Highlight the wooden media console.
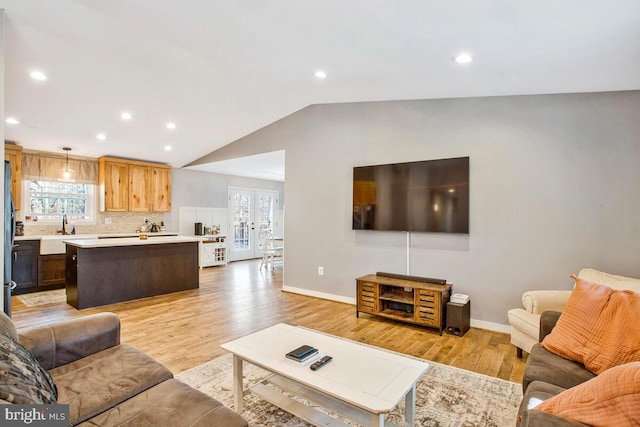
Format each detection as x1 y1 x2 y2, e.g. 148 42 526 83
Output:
356 274 452 335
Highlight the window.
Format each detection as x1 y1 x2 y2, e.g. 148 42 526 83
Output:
24 180 96 223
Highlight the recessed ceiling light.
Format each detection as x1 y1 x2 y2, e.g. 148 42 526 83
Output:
96 133 107 141
453 53 473 64
121 112 132 120
5 117 20 125
164 145 172 151
29 70 48 81
166 122 177 130
315 70 327 79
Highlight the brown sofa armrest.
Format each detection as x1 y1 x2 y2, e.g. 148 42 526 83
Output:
539 311 562 342
18 312 121 370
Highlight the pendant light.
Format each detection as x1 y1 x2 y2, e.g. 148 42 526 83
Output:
58 147 76 182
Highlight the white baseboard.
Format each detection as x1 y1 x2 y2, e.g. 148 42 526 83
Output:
282 285 511 334
470 319 511 334
282 286 357 305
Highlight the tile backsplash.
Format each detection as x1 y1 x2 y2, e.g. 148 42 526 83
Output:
22 211 167 236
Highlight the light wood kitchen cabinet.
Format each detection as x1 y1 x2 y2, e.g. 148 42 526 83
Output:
98 158 129 212
129 164 151 212
150 166 171 212
98 156 171 212
5 143 23 208
129 164 171 212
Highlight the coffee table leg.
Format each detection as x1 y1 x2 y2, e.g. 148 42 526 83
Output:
404 384 416 426
370 413 384 427
233 355 244 413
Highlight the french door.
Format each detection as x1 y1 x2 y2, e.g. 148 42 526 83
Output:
228 188 279 261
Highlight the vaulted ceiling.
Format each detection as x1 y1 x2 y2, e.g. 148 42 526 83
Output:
2 1 639 179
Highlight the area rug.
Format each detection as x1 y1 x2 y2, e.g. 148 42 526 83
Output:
177 353 522 426
16 289 66 307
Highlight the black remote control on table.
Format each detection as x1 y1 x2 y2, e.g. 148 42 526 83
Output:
310 356 332 371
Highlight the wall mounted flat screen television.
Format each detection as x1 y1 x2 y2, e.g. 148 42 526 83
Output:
352 157 469 234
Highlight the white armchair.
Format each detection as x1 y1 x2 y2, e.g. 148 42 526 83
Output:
508 290 572 357
508 268 640 358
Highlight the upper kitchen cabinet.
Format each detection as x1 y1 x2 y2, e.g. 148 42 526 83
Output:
149 166 171 212
5 142 23 208
128 164 150 212
98 157 171 212
129 163 171 212
98 158 129 212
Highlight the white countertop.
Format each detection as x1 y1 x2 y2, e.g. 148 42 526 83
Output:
64 235 201 248
16 232 178 241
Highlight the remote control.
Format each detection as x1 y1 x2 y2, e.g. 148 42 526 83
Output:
310 356 332 371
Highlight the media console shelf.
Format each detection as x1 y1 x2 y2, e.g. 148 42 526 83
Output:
356 274 452 335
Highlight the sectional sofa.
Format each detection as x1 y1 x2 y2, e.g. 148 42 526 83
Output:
517 270 640 426
0 311 248 426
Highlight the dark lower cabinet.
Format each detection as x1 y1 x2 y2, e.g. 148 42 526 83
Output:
12 240 67 295
11 240 39 295
38 254 66 288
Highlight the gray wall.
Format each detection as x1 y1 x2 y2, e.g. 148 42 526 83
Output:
166 168 284 232
205 90 640 327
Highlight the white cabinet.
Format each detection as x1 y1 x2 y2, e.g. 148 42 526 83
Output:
199 236 227 268
179 207 228 237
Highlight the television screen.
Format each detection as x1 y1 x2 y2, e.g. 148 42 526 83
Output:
352 157 469 233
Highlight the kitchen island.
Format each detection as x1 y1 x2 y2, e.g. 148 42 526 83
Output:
64 236 200 309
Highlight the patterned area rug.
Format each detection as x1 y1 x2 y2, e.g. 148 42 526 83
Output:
16 289 66 307
177 352 522 426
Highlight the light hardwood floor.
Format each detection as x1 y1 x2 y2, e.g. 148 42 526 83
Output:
11 259 526 383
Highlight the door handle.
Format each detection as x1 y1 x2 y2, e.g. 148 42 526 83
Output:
9 281 17 290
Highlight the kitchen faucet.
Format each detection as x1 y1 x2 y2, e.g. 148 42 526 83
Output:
60 214 68 235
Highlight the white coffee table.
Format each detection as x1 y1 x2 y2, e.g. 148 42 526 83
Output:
221 323 429 427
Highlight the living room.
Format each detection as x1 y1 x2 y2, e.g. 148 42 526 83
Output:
1 2 640 426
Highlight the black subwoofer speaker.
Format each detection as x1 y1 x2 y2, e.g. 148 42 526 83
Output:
446 301 470 336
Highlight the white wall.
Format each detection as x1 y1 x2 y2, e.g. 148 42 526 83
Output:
196 90 640 327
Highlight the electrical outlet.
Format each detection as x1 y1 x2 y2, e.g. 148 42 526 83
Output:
318 266 324 276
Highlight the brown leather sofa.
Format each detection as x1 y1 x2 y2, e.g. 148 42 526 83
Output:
517 311 591 426
0 311 248 426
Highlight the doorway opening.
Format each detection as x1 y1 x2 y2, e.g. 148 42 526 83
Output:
228 188 280 262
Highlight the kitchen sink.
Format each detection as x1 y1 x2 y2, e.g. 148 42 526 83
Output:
39 235 98 255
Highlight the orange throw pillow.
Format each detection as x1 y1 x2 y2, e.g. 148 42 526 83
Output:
541 276 640 374
535 362 640 426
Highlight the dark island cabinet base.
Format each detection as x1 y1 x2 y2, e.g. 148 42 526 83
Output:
65 241 199 309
